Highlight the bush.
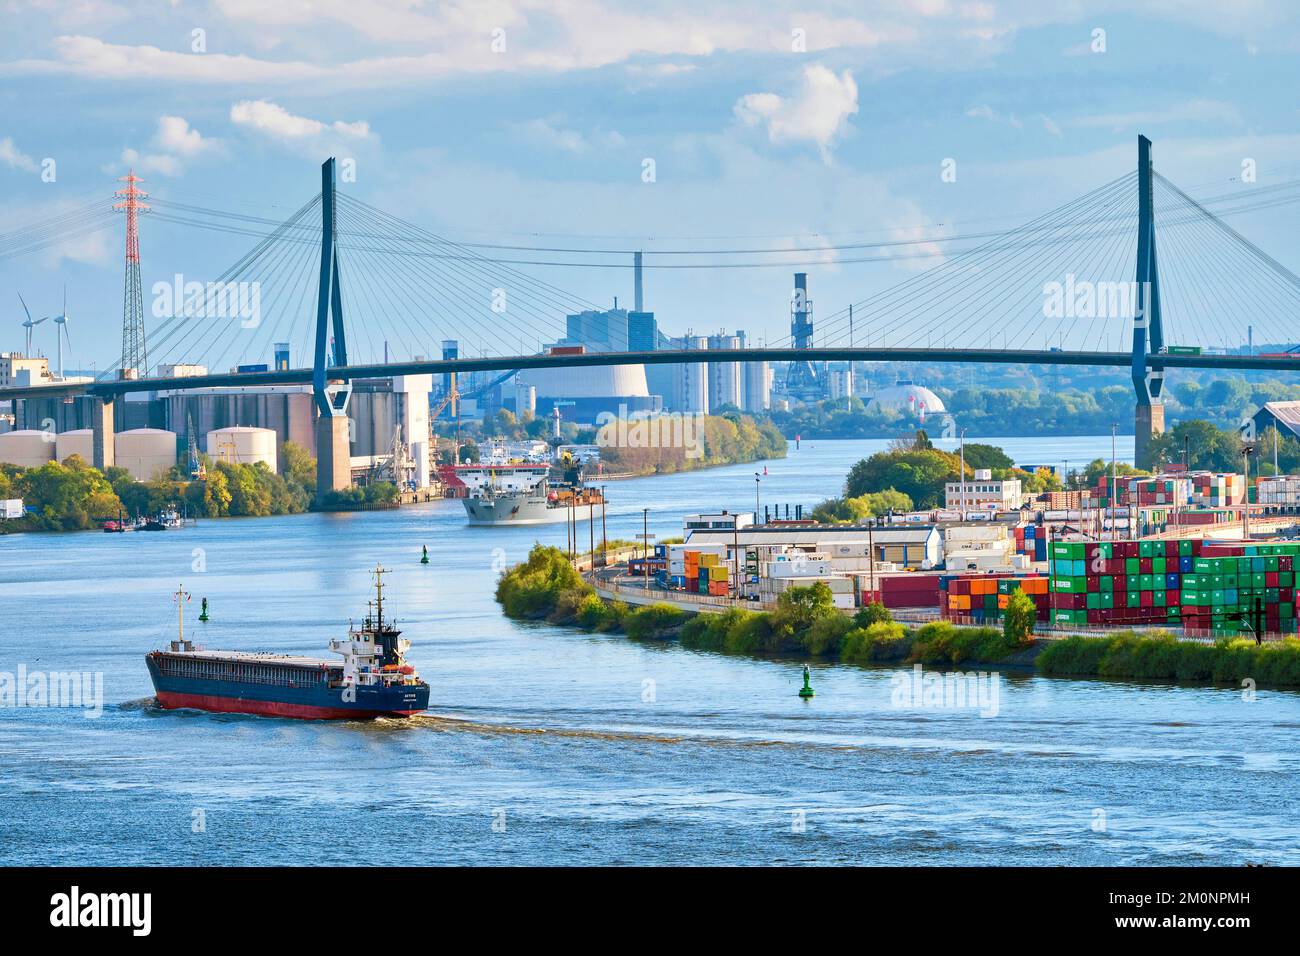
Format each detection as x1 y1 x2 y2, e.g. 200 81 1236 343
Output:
1036 632 1300 689
495 544 589 620
801 613 854 656
840 622 909 664
1002 588 1037 646
853 602 892 628
624 603 687 641
911 622 1018 664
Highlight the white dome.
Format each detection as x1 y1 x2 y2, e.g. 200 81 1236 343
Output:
518 363 650 399
868 383 946 415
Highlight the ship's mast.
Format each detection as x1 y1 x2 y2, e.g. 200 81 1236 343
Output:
373 565 387 631
174 584 190 643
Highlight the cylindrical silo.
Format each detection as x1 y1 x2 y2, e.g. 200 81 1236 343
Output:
117 428 179 481
55 429 95 464
0 429 57 468
206 426 277 471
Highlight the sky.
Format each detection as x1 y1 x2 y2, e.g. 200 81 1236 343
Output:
1 0 1298 371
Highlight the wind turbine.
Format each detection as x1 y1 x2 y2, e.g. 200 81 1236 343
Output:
52 285 72 379
18 293 48 356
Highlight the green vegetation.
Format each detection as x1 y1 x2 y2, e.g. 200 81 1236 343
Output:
497 558 1024 668
833 431 1057 512
494 544 686 639
440 409 786 476
1038 632 1300 688
497 551 1300 689
595 412 787 475
316 482 400 511
0 439 391 533
768 376 1300 440
1003 589 1037 645
810 489 913 523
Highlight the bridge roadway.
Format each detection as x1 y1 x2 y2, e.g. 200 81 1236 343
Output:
2 347 1299 402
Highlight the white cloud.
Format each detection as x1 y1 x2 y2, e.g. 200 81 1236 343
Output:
230 100 369 141
0 137 39 172
119 147 180 177
230 100 374 156
1040 114 1062 137
734 65 858 162
516 117 624 153
966 104 1022 129
154 115 216 156
109 116 218 178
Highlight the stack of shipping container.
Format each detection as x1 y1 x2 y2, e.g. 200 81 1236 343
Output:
1012 524 1049 563
940 573 1050 623
1048 539 1299 633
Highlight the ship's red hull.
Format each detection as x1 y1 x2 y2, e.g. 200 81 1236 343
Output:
155 690 423 720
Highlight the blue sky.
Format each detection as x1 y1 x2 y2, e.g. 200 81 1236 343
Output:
1 0 1298 369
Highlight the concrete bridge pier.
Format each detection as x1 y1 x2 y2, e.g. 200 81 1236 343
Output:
315 411 351 503
91 396 115 471
1135 401 1165 472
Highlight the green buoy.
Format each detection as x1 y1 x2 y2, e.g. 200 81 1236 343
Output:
798 665 814 699
198 597 209 622
420 545 430 565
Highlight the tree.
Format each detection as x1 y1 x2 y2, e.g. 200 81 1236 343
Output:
853 602 893 627
963 443 1014 471
1003 588 1037 645
769 582 839 649
845 448 962 509
281 440 316 492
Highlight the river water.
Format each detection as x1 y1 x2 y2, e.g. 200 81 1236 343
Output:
2 436 1297 866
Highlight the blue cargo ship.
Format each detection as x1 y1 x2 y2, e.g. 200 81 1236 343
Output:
146 568 430 720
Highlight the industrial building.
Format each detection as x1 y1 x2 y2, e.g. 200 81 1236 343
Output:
684 523 944 570
1252 401 1300 442
945 470 1024 512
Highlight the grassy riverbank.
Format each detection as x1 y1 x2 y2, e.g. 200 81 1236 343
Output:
498 545 1300 688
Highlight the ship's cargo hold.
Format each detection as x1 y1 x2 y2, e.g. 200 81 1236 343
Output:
206 425 277 471
116 428 179 482
0 429 56 468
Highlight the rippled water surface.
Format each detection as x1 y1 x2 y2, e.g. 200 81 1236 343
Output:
3 436 1297 865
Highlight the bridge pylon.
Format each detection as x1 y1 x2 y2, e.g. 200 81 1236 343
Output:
313 157 353 502
1132 135 1166 471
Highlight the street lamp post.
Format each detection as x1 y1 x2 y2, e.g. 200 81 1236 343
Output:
959 427 967 520
754 473 761 525
1110 422 1118 542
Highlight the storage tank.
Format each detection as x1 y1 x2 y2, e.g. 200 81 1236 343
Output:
117 428 179 481
206 425 277 471
0 429 56 468
55 429 94 464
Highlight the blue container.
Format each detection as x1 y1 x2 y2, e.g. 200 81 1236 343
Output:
1179 556 1194 573
1166 572 1180 588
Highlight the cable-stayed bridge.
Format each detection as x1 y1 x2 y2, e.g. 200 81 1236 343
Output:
2 135 1298 493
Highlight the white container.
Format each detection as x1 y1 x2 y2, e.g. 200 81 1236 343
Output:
55 429 94 464
0 430 56 468
117 428 178 482
206 425 277 471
